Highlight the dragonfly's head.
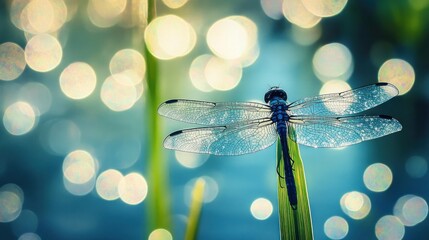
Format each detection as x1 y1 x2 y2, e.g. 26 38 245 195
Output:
264 87 287 103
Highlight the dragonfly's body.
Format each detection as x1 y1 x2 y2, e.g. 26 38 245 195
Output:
267 92 297 209
158 83 402 209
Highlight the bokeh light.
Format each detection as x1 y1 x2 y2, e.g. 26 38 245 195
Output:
282 0 321 29
260 0 284 20
162 0 189 9
378 59 415 95
0 42 26 81
324 216 348 239
118 172 148 205
86 0 126 28
207 18 246 60
18 232 41 240
319 80 351 95
393 195 414 226
0 183 24 223
25 34 63 72
96 169 123 201
402 196 428 226
207 16 258 62
134 81 145 103
319 80 351 114
60 62 97 100
189 54 214 92
340 191 371 220
110 49 146 85
10 0 31 30
91 0 126 20
21 0 67 34
394 195 428 226
3 101 36 136
301 0 348 17
20 0 53 33
18 82 52 116
100 74 138 112
144 15 196 60
375 215 405 240
175 151 209 168
228 16 259 66
63 176 96 196
313 43 353 82
62 150 96 184
115 1 148 28
238 43 260 67
10 0 67 33
0 191 22 222
363 163 393 192
250 198 273 220
61 149 97 196
64 0 79 22
405 156 427 178
185 176 218 204
290 24 322 46
86 0 118 28
205 56 242 91
344 191 364 211
148 228 173 240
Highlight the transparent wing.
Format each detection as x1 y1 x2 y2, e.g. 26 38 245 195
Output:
164 119 277 155
158 99 272 126
288 83 399 116
288 115 402 148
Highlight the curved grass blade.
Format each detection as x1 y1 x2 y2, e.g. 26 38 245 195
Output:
144 0 171 232
277 130 313 240
185 178 206 240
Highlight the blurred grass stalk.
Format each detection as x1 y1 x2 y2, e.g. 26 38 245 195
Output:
144 0 171 233
277 133 313 240
185 178 205 240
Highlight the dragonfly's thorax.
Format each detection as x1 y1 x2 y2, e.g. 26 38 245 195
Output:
269 97 290 133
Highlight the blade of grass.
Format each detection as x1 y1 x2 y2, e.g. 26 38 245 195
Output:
277 132 313 240
185 178 206 240
144 0 171 232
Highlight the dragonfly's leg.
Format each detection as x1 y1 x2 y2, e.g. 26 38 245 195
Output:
278 177 285 188
276 158 285 179
276 157 285 188
289 157 295 171
276 154 285 188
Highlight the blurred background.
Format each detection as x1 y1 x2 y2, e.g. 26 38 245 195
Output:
0 0 428 239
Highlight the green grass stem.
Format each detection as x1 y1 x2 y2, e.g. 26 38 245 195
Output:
277 133 313 240
185 178 206 240
144 0 171 233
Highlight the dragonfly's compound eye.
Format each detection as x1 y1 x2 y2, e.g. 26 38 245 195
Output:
264 91 272 103
264 89 287 103
279 91 287 101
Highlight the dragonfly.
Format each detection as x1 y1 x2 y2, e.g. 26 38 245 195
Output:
158 83 402 209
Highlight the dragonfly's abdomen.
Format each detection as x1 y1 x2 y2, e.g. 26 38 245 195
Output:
270 98 297 209
279 127 298 210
